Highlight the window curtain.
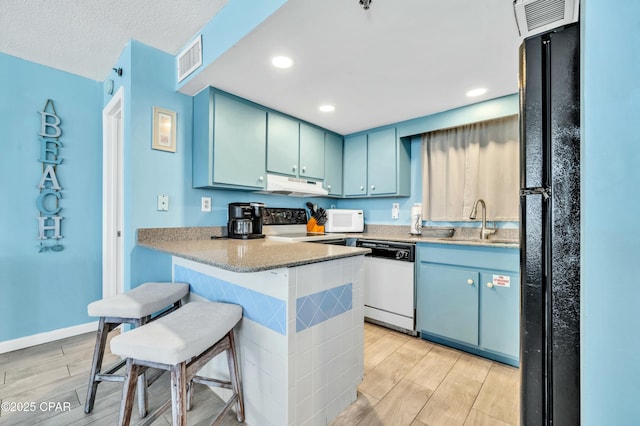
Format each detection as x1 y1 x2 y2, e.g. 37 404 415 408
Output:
421 115 519 222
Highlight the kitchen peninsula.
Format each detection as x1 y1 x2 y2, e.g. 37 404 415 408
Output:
138 228 370 426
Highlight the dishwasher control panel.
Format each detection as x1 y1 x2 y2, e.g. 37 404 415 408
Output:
355 240 415 262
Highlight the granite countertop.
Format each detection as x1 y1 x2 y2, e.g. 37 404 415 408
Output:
138 235 370 273
137 224 518 273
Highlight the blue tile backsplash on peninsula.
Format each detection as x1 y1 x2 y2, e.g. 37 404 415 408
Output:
175 265 287 334
174 265 353 335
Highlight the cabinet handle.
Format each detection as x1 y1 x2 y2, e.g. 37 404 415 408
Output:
371 185 376 191
258 176 264 182
302 166 307 173
467 279 474 285
327 185 332 190
293 165 297 172
360 185 365 191
487 282 494 288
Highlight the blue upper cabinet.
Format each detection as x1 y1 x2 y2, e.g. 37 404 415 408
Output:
266 113 326 181
343 127 410 197
267 112 299 176
367 128 399 195
299 124 325 180
343 134 368 196
193 87 267 189
324 133 343 196
194 86 399 196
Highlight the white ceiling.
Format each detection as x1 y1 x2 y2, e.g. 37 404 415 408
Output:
0 0 522 135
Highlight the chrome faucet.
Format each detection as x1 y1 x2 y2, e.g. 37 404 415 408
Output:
469 199 496 239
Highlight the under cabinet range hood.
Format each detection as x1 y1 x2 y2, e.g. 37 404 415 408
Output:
514 0 579 38
262 174 329 197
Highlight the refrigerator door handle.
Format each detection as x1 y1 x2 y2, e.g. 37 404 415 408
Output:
520 186 551 200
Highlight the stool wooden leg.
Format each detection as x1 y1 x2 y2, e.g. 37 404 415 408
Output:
170 362 187 426
186 380 193 411
85 317 111 414
137 371 148 419
227 330 245 422
118 358 140 426
133 318 148 419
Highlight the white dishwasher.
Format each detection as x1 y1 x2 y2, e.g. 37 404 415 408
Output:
356 240 416 334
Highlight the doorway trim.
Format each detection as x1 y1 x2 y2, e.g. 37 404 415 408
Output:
102 86 124 298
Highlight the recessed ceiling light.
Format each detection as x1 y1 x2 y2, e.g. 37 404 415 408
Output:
271 56 293 69
466 88 487 97
319 105 335 112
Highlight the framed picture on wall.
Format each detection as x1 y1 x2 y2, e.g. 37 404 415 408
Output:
152 106 177 152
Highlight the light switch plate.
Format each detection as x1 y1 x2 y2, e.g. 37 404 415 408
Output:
392 203 400 219
201 197 211 212
157 195 169 211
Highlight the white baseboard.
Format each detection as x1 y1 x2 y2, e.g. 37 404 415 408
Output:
1 296 202 354
0 321 99 354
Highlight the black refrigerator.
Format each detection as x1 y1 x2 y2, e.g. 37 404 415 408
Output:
519 23 580 426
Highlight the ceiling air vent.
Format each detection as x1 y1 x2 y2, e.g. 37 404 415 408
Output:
514 0 579 38
177 35 202 82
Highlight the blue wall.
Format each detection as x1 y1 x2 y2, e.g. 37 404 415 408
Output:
0 53 103 341
582 0 640 423
105 40 334 292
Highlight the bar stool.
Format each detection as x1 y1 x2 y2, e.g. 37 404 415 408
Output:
84 282 190 417
110 301 245 426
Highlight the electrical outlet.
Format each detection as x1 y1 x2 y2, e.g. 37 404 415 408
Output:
201 197 211 212
392 203 400 219
157 195 169 211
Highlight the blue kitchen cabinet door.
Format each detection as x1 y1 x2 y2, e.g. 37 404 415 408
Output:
479 270 520 359
324 133 343 196
299 123 325 180
367 128 397 195
343 134 368 196
417 263 479 346
213 94 267 188
267 112 299 176
193 88 267 189
342 127 409 197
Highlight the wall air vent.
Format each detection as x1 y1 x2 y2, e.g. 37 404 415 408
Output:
514 0 579 38
177 35 202 82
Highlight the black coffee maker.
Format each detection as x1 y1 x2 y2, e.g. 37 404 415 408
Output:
227 202 265 239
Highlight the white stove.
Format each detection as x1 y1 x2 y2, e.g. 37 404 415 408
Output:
262 208 347 243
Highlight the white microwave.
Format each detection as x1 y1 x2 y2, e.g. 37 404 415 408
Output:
324 209 364 233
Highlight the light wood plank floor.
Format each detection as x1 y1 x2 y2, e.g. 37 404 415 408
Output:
0 329 242 425
330 323 520 426
0 323 519 425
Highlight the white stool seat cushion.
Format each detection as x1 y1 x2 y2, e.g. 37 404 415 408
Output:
110 302 242 365
87 282 189 319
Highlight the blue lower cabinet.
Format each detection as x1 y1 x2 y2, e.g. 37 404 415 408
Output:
479 271 520 360
416 243 520 366
418 263 479 346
